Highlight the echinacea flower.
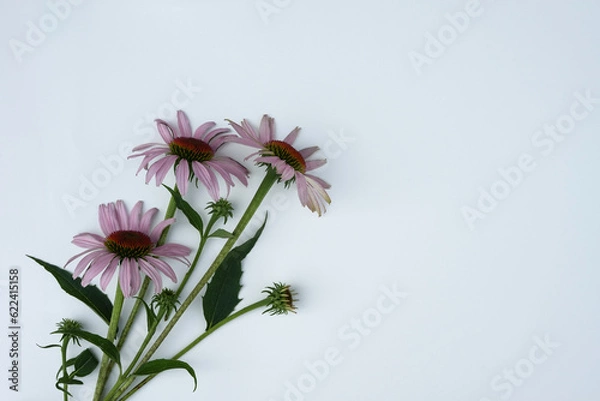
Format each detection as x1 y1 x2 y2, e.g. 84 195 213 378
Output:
227 115 331 216
65 200 191 297
129 110 248 198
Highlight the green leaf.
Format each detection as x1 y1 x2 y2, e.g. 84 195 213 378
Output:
163 185 204 233
55 382 75 396
70 329 121 369
28 256 113 325
38 343 61 349
209 229 234 239
135 297 157 331
134 359 197 391
73 348 98 377
57 377 84 385
202 215 268 329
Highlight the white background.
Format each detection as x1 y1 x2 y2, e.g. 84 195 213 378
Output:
1 0 600 400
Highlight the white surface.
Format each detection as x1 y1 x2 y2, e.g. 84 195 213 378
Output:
1 0 600 400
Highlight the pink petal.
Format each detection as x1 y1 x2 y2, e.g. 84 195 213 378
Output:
129 260 142 296
192 162 220 201
305 173 331 189
150 218 175 244
295 173 309 207
241 119 260 141
65 248 96 267
81 252 115 287
100 257 119 290
139 207 158 234
210 134 238 151
194 121 217 140
146 155 176 185
139 258 163 293
99 203 118 236
283 127 300 145
305 159 327 171
225 119 248 138
177 110 193 137
299 146 319 159
119 258 135 297
114 200 129 230
132 147 170 174
153 243 192 259
147 257 178 283
258 115 274 144
213 157 249 185
205 161 235 187
131 142 161 153
175 161 190 195
156 120 175 143
279 164 295 181
72 250 105 277
72 233 105 248
128 201 144 231
229 136 262 148
203 128 230 144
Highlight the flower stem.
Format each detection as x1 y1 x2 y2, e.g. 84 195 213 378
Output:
140 169 277 360
112 239 203 384
117 299 269 401
107 169 278 401
60 338 69 401
93 284 125 401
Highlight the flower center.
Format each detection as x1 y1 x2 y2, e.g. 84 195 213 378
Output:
265 140 306 173
104 230 154 259
169 137 214 162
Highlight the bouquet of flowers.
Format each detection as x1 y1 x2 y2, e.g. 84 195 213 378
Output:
30 111 331 400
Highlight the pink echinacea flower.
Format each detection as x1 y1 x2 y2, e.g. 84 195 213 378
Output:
65 200 191 297
129 110 248 198
228 115 331 216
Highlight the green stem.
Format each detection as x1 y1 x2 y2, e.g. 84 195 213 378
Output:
93 284 125 401
175 236 206 298
60 338 69 401
108 169 278 401
116 238 203 380
140 169 277 361
117 299 269 401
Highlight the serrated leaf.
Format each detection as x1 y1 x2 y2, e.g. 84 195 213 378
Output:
71 329 120 369
73 348 98 377
28 256 113 325
134 359 197 391
163 185 204 233
202 215 268 329
209 229 234 239
135 297 157 331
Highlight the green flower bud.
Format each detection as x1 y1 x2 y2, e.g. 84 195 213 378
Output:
51 318 83 345
206 198 234 224
262 283 297 316
151 288 180 321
